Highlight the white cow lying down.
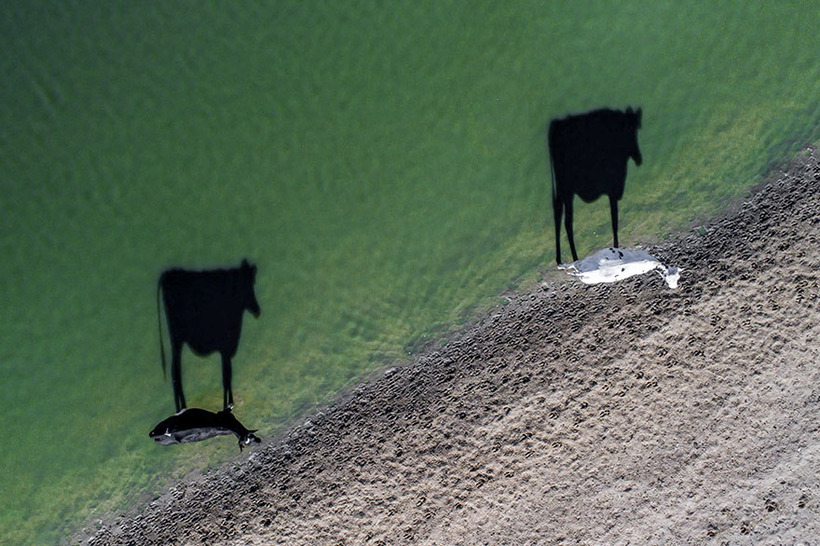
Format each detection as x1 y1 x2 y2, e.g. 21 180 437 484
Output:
559 247 681 288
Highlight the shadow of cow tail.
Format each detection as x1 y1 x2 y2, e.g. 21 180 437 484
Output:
157 275 167 380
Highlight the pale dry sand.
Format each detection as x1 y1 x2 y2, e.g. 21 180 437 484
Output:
81 150 820 545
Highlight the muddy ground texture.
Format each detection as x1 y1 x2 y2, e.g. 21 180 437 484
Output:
81 150 820 545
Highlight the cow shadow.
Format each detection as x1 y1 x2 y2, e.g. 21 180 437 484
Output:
157 259 261 412
547 107 643 265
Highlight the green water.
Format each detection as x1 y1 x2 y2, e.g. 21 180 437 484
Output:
1 2 819 543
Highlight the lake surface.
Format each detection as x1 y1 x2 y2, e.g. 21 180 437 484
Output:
1 2 819 543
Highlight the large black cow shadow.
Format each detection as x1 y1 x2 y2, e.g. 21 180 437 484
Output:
157 259 261 412
548 107 643 264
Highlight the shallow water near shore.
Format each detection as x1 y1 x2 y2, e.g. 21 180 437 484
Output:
85 151 820 544
1 2 820 543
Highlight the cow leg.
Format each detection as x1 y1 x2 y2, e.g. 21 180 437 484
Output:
564 197 578 262
609 195 619 249
553 195 563 265
221 353 234 410
171 341 186 412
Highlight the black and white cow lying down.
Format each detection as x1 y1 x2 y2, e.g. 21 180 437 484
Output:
149 407 261 451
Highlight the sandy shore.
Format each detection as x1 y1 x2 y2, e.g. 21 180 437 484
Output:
81 150 820 545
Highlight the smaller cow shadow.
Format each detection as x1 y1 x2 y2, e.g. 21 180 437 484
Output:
547 107 643 264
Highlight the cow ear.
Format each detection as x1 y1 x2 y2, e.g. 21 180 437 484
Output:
626 106 634 115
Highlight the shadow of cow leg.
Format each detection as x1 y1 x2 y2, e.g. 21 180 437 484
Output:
171 341 186 411
553 194 564 265
221 352 234 410
564 197 578 262
610 194 620 249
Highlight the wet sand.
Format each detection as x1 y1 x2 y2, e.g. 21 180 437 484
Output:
81 150 820 545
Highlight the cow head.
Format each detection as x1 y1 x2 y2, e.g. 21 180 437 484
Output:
239 430 262 452
240 259 261 318
625 106 643 166
215 407 262 451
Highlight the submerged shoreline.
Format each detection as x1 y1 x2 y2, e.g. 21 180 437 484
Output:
81 150 820 544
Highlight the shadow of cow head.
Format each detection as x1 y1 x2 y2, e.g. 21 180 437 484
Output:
625 106 643 166
241 259 261 318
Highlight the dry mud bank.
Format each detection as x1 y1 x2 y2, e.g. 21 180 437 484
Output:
83 150 820 545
